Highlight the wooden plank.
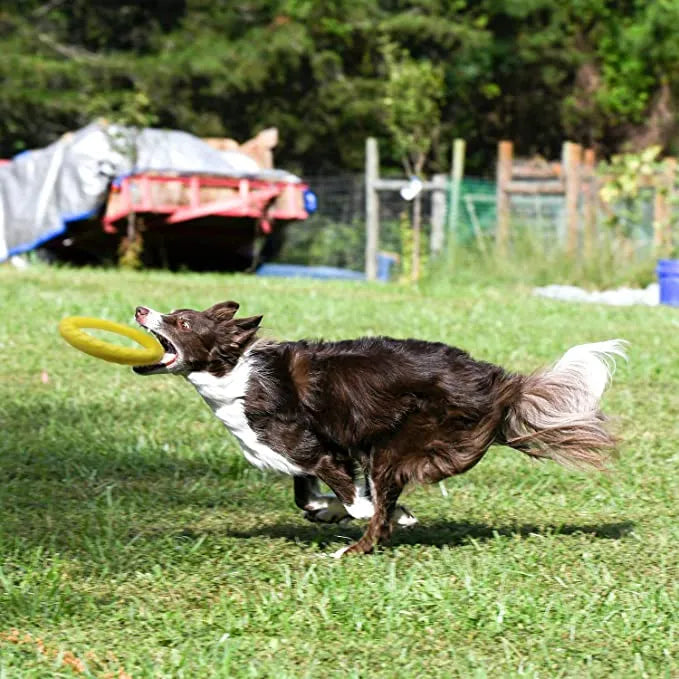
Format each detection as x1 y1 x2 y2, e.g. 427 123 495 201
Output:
496 141 513 252
563 141 582 256
505 180 565 194
365 137 380 280
511 163 562 179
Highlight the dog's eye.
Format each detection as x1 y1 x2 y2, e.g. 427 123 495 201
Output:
180 319 191 330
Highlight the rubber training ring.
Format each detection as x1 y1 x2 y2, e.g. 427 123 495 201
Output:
58 316 164 366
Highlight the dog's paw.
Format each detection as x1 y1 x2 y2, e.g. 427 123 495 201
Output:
304 501 351 524
303 494 336 512
329 541 374 557
394 505 418 527
330 544 352 558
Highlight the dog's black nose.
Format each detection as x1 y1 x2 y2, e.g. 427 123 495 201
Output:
135 306 149 320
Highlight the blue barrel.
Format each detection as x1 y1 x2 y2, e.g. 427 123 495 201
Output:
657 259 679 306
376 252 398 282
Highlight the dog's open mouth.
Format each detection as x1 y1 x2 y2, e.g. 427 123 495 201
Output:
133 329 179 374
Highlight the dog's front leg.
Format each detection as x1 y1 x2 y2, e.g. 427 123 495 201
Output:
293 476 350 524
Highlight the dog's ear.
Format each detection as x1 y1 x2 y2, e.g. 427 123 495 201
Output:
209 314 263 368
205 301 239 322
229 315 263 347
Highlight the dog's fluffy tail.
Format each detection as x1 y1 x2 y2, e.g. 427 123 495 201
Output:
501 340 628 470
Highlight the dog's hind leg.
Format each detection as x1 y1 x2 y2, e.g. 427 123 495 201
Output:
341 473 417 527
331 465 404 558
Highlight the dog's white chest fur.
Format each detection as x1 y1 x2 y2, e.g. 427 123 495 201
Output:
187 355 303 476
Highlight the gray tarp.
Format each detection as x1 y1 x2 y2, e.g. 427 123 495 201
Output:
0 121 300 261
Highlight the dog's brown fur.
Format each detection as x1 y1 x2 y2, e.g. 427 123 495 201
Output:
134 301 625 556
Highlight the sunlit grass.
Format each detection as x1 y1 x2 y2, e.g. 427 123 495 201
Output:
1 264 677 677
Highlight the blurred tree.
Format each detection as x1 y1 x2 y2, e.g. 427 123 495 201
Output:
0 0 677 173
382 42 444 280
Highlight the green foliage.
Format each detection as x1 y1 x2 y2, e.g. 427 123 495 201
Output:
1 2 679 171
598 147 662 240
117 232 144 270
382 42 444 174
87 88 159 131
596 147 679 259
430 222 658 291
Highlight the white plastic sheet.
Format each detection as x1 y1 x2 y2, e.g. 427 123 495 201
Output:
0 121 300 260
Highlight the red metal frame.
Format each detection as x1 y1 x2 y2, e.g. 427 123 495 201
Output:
103 173 309 233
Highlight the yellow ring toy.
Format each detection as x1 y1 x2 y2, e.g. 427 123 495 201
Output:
58 316 164 366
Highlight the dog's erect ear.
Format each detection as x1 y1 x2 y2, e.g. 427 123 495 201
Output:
229 315 263 347
205 301 240 322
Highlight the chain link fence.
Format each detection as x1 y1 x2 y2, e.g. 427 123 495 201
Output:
274 175 497 272
272 173 663 273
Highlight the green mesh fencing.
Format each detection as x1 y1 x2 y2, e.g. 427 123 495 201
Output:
273 175 500 270
446 177 496 245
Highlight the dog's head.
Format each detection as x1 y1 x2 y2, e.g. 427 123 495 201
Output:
132 301 262 376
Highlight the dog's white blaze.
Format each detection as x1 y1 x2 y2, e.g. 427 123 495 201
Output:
138 309 178 367
142 309 164 332
187 354 304 476
345 479 375 519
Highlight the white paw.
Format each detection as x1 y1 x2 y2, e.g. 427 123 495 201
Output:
304 494 336 512
345 495 375 520
304 498 350 523
330 545 352 559
394 506 418 527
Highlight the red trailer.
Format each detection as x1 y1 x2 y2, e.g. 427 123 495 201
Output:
43 172 310 270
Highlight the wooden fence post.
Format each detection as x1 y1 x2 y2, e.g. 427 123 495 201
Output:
665 157 677 250
496 141 512 252
447 138 466 256
430 174 446 255
582 148 597 259
653 157 677 252
562 141 582 256
365 137 379 280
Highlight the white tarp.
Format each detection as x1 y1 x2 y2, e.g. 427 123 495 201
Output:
0 121 300 261
534 283 659 306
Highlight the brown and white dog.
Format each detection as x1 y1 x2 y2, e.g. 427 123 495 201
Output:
133 301 626 557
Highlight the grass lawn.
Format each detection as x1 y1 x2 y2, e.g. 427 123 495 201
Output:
1 265 677 678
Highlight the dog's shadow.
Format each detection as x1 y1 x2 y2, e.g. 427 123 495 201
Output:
225 518 635 550
1 397 634 555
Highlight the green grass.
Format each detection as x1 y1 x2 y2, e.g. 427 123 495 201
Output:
1 265 678 678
